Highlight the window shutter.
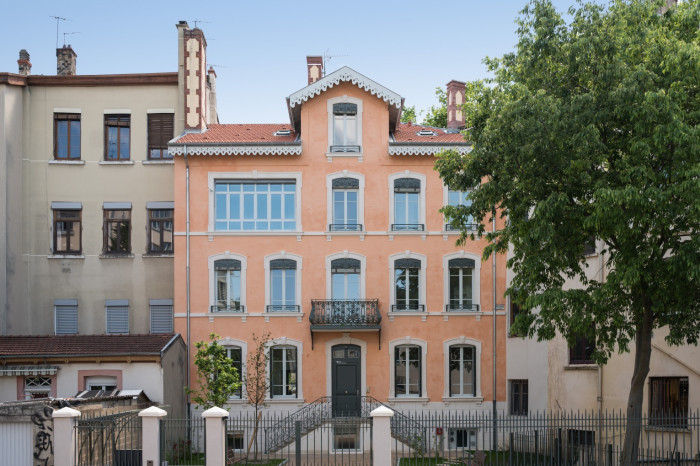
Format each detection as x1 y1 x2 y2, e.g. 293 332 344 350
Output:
331 258 361 273
215 259 241 271
270 259 297 270
105 300 129 334
448 258 476 269
55 300 78 335
395 258 421 269
332 177 359 189
148 113 174 149
394 178 421 193
150 300 173 333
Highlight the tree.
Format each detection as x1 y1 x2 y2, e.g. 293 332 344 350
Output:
401 105 419 123
186 333 241 409
423 87 447 128
435 1 700 464
245 332 271 460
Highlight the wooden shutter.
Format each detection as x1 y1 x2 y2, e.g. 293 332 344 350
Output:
148 113 174 150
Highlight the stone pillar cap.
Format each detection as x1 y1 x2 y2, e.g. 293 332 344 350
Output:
370 406 395 417
52 407 81 418
202 406 229 418
139 406 168 418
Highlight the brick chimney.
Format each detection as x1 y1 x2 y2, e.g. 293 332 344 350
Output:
207 67 219 124
17 49 31 76
307 56 323 84
177 21 208 132
56 45 77 76
446 80 466 132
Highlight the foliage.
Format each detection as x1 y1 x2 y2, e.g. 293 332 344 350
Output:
401 105 420 123
166 438 204 465
435 1 700 464
423 87 448 128
245 332 271 460
186 333 241 409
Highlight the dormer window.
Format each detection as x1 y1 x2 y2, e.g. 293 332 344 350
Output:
327 97 363 159
417 129 437 136
274 129 291 136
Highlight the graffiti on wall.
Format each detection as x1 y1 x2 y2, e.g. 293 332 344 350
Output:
31 406 53 466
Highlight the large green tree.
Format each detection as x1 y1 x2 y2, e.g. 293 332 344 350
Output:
435 1 700 464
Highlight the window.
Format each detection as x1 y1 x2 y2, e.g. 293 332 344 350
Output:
52 203 82 254
569 334 595 364
331 258 361 300
334 426 359 450
393 259 422 311
227 432 244 451
105 300 129 334
510 379 528 415
54 113 81 160
649 377 689 428
103 203 131 254
582 236 596 256
55 299 78 335
509 294 527 336
269 259 298 312
147 113 174 160
395 345 421 397
270 346 297 398
24 377 52 399
226 347 243 398
150 299 173 333
445 189 474 230
104 114 130 160
331 103 359 152
215 181 296 231
449 345 476 397
331 178 360 231
86 376 117 391
392 178 423 231
447 258 476 312
147 206 173 254
214 259 243 312
448 429 477 450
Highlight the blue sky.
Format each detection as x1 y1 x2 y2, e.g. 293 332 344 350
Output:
2 0 578 124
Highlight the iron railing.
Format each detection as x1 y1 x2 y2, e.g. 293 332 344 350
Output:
391 223 425 231
74 410 142 466
265 304 301 313
329 223 363 231
445 303 480 312
391 304 426 312
309 299 381 328
330 145 361 152
445 223 478 231
210 304 245 313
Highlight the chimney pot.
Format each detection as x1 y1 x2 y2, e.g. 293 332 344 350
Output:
17 49 32 76
306 56 324 85
56 45 77 76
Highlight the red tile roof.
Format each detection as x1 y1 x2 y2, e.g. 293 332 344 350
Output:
392 123 467 143
0 334 179 357
174 124 297 144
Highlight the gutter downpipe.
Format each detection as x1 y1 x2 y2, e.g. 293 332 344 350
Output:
185 145 191 422
492 211 498 450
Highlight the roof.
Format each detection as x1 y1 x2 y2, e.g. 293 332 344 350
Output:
169 124 301 156
392 123 467 143
388 123 471 156
0 72 178 87
0 334 179 358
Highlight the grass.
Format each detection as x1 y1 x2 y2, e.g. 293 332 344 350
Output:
397 450 555 465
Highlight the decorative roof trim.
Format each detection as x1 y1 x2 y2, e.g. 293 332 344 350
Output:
388 145 471 156
170 144 302 156
288 66 402 109
0 365 59 376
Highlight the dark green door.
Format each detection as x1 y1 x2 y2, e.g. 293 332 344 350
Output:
332 344 361 417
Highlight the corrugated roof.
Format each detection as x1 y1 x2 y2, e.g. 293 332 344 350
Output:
173 124 297 144
0 334 178 357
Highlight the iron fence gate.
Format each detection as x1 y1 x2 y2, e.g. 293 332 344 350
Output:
74 411 142 466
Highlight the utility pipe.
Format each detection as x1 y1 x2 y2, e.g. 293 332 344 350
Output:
492 212 498 450
185 145 191 421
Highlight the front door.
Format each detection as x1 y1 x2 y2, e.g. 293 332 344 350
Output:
332 344 361 417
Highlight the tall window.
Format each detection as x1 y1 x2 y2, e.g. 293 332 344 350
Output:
215 181 296 231
394 259 421 311
53 206 82 254
55 299 78 335
147 113 174 160
394 345 421 397
649 377 689 428
448 258 476 311
446 189 474 230
332 103 359 152
105 300 129 334
227 347 243 398
331 258 361 300
569 334 595 365
331 177 360 231
270 346 297 398
214 259 243 312
103 206 131 254
148 208 173 253
510 379 528 415
150 299 173 333
393 178 422 231
269 259 297 312
449 345 476 396
54 113 81 160
104 114 130 160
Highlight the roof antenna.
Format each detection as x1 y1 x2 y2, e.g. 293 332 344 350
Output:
63 32 81 47
49 16 69 49
323 49 348 76
192 19 209 29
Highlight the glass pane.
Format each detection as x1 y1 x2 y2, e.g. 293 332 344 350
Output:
333 191 345 224
345 116 357 145
107 127 118 159
284 194 295 220
285 270 296 304
395 269 406 306
243 194 254 219
448 190 461 206
56 121 68 158
119 127 130 159
243 184 255 192
334 115 344 145
270 184 282 192
216 194 227 220
346 192 357 223
408 270 419 307
271 270 283 306
395 194 406 224
70 121 81 159
227 194 239 220
332 274 345 299
461 270 473 303
229 271 241 306
271 194 282 219
407 193 419 224
256 193 267 219
346 273 360 300
215 184 227 193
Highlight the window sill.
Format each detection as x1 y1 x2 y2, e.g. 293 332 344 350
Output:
208 312 249 323
261 312 304 323
99 253 135 259
388 230 427 240
326 151 363 163
388 311 429 322
266 398 304 405
442 396 484 404
48 160 85 165
99 160 134 165
48 254 85 259
564 364 598 371
388 396 429 404
142 160 174 165
440 311 483 322
143 253 174 258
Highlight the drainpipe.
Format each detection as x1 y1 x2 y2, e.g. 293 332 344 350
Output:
185 145 191 421
492 211 498 450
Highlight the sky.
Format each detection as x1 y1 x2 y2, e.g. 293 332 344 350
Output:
2 0 578 124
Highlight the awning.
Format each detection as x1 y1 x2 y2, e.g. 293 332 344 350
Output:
0 365 59 376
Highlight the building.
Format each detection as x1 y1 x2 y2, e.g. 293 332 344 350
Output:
170 57 509 423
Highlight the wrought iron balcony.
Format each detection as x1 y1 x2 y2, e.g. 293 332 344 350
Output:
330 145 361 153
328 223 363 232
391 223 425 231
390 304 426 312
309 300 381 348
210 304 245 313
444 223 477 231
445 304 480 312
266 304 301 313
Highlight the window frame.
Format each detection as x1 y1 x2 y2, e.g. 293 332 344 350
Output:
648 376 689 429
388 172 426 232
264 253 302 313
226 346 243 399
268 341 303 400
147 112 174 160
23 376 53 399
389 252 426 313
52 204 82 255
54 112 81 160
443 186 476 231
388 338 427 401
147 205 174 254
209 253 247 313
104 114 131 161
443 253 481 314
326 172 365 232
510 379 529 415
448 345 477 397
326 252 366 300
569 333 595 365
102 203 132 255
443 337 482 400
326 96 363 159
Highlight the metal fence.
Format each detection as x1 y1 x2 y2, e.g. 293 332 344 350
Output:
161 416 206 465
74 410 142 466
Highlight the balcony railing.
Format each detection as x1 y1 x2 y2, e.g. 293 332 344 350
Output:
390 304 425 312
391 224 425 231
266 304 301 313
210 304 245 313
444 304 480 312
444 223 477 231
330 145 361 153
328 223 363 232
310 300 381 328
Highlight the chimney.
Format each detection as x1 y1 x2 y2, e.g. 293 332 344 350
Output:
18 49 32 76
56 45 77 76
207 67 219 124
178 21 208 132
446 80 466 132
307 56 323 84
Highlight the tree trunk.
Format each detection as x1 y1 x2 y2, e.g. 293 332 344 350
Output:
620 303 654 466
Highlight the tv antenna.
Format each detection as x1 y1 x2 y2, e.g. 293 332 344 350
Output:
63 32 81 47
49 16 69 49
323 49 348 76
192 19 209 29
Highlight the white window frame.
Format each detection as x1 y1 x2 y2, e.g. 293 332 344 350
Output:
218 336 248 401
24 376 52 399
388 337 428 402
443 252 481 313
442 185 476 231
86 376 118 391
209 253 247 313
325 252 366 299
388 252 427 313
326 171 365 232
208 172 302 233
443 337 482 400
388 171 426 232
326 96 363 161
266 337 303 401
264 252 302 313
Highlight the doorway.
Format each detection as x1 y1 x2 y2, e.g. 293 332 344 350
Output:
331 344 361 416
